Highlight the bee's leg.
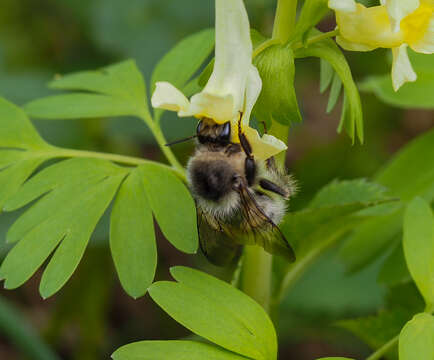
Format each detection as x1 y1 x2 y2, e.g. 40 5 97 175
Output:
238 112 257 186
261 121 268 134
259 178 289 199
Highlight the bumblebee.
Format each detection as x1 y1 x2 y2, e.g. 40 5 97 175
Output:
185 116 296 265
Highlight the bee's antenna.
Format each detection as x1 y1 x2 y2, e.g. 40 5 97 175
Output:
165 135 197 147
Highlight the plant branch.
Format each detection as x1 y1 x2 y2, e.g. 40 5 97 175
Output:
272 0 298 43
50 147 186 180
365 335 399 360
292 29 339 50
242 246 273 312
137 110 186 178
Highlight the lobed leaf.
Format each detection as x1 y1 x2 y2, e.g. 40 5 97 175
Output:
24 60 148 120
339 307 416 359
0 173 126 298
110 168 156 299
0 159 48 211
340 128 434 272
150 29 214 93
139 163 198 254
148 266 277 360
309 179 388 209
4 158 125 212
360 53 434 109
403 197 434 308
378 242 411 287
399 313 434 360
112 340 250 360
0 97 48 150
24 94 142 120
295 32 363 144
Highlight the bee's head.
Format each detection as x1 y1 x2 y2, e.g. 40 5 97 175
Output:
196 118 231 146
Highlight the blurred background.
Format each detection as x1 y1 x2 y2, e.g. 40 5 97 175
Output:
0 0 432 359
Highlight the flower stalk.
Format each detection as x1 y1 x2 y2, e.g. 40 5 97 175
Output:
272 0 298 42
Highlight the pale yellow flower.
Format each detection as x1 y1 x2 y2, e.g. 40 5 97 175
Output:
329 0 434 90
151 0 287 160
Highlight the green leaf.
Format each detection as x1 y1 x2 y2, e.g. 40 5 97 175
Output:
326 73 342 113
138 164 198 254
339 307 416 359
150 29 214 93
24 60 148 120
0 160 127 297
399 313 434 360
291 0 329 42
0 97 48 150
253 45 302 127
0 158 47 210
0 296 60 360
151 29 214 122
110 168 156 299
295 32 363 143
309 179 388 209
4 158 125 212
320 59 334 93
360 53 434 109
24 94 142 120
340 128 434 272
378 242 411 287
276 179 395 301
316 358 355 360
112 340 250 360
148 266 277 360
403 197 434 307
360 73 434 109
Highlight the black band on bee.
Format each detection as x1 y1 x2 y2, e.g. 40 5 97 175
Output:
245 157 256 186
259 179 288 198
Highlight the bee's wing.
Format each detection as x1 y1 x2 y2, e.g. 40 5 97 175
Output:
197 210 241 266
236 183 296 262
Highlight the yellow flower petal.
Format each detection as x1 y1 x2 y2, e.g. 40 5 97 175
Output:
383 0 420 32
391 44 417 91
151 82 190 114
410 16 434 53
188 92 234 123
336 35 377 52
243 127 287 161
402 2 434 50
334 3 404 49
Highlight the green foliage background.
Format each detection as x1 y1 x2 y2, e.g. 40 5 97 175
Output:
0 0 432 359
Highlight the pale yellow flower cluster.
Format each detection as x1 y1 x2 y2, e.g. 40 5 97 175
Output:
329 0 434 90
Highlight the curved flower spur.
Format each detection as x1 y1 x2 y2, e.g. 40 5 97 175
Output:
152 0 296 265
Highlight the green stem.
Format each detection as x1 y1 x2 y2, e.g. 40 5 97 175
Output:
366 335 399 360
292 29 339 50
241 246 273 312
272 0 298 43
50 147 186 180
252 39 281 59
137 110 186 178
